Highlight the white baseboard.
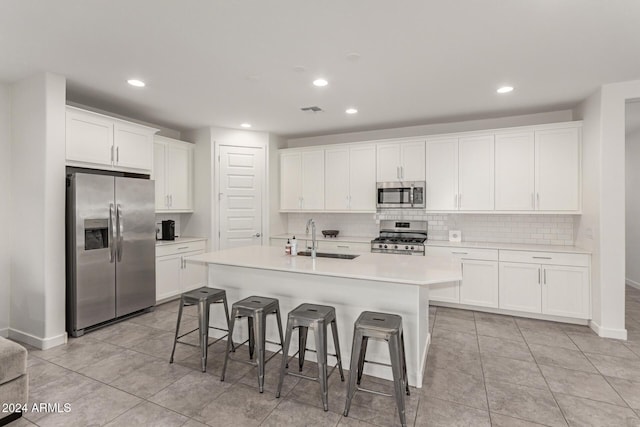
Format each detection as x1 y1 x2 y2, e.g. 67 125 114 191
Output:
8 328 67 350
589 320 628 340
626 278 640 290
0 327 8 338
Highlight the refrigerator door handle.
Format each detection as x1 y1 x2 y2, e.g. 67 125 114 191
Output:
116 204 123 262
109 203 116 263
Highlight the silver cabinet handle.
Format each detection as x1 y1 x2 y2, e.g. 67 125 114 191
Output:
116 204 123 262
533 256 552 260
454 194 458 209
544 269 547 284
452 252 468 255
401 166 404 179
116 146 119 163
177 246 189 250
397 166 400 179
108 203 115 263
538 268 541 284
337 245 349 248
531 193 535 209
536 192 540 209
166 195 169 208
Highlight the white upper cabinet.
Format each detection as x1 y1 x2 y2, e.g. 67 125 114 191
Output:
154 136 194 212
280 149 324 211
325 144 376 211
495 132 536 210
377 140 425 182
535 127 580 211
426 135 494 211
426 138 458 210
66 106 157 173
458 135 494 210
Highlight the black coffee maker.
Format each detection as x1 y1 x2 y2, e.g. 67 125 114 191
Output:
161 220 175 240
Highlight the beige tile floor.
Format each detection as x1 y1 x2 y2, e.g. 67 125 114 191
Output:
9 286 640 426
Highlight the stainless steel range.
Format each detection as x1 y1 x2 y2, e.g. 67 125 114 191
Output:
371 220 428 256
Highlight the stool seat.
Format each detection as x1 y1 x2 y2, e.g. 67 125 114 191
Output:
354 311 402 335
169 286 232 373
182 286 226 303
221 295 284 393
276 303 344 411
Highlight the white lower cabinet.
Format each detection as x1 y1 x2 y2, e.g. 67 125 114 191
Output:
460 260 499 308
498 262 542 313
429 245 590 321
498 250 590 319
155 240 207 302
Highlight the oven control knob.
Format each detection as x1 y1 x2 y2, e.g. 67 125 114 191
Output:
394 245 398 249
410 246 414 250
383 245 388 249
378 244 383 248
405 246 409 249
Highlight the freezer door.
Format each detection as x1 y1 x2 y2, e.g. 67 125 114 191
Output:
71 173 117 330
115 177 156 316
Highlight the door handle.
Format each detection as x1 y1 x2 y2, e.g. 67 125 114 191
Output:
108 203 115 263
254 233 261 238
538 268 541 284
116 204 123 262
116 146 119 163
544 269 547 284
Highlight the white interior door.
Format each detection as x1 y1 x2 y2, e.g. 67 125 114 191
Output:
218 145 264 249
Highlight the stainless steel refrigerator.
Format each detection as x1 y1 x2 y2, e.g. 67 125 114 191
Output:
66 169 155 337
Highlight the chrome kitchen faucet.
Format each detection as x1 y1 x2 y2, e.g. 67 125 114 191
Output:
306 218 317 259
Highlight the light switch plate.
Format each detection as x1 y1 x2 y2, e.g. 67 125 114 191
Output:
449 230 462 242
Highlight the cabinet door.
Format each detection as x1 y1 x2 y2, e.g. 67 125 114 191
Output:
280 152 302 210
301 150 325 210
349 145 376 211
535 127 580 211
458 135 494 210
325 147 350 210
167 143 193 211
499 262 541 313
542 265 590 319
429 281 460 304
460 260 499 308
156 255 182 301
426 138 458 210
114 122 154 171
181 251 207 292
495 132 535 210
400 140 426 181
66 108 114 166
376 143 402 181
154 142 168 211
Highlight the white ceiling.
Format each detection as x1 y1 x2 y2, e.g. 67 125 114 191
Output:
1 1 639 138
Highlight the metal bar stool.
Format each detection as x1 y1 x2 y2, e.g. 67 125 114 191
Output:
276 303 345 411
221 296 284 393
169 286 233 373
343 311 410 427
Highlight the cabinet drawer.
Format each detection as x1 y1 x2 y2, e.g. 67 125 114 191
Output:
499 250 589 267
425 246 498 261
156 240 206 257
317 240 370 253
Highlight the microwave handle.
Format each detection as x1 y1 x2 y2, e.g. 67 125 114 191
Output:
410 184 415 207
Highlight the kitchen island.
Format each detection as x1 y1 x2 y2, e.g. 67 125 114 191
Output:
187 245 461 387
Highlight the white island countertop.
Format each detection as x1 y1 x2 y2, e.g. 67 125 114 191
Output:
187 245 461 286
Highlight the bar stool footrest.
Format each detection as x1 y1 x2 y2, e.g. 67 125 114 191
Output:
356 386 393 398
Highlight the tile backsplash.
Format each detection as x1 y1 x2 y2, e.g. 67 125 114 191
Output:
287 212 576 246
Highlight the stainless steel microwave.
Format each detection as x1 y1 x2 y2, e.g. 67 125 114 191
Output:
376 181 425 209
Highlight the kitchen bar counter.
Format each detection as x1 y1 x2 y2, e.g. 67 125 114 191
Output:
155 236 207 247
426 240 590 254
188 245 462 387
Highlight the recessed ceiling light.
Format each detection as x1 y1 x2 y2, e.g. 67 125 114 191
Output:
127 79 145 87
346 108 358 114
497 86 514 94
313 78 328 87
240 123 252 128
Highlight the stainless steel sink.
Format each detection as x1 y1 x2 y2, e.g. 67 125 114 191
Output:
297 251 359 260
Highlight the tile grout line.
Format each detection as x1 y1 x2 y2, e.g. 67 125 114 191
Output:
472 311 493 426
513 319 570 426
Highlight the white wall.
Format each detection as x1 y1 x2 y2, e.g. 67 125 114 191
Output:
574 79 640 339
287 110 573 147
626 101 640 286
0 83 11 337
10 73 67 349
